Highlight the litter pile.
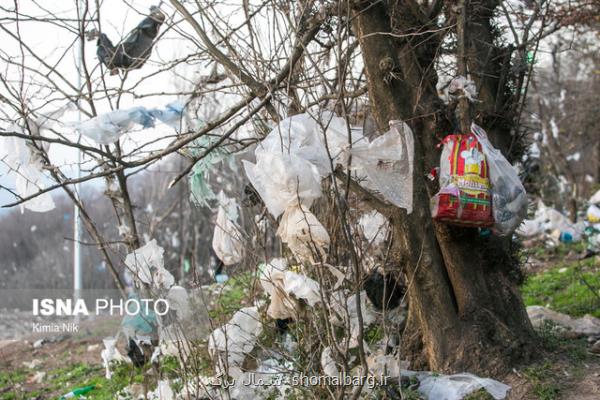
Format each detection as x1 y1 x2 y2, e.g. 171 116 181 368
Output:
517 189 600 254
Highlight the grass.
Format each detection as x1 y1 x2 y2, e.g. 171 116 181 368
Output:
208 271 256 320
521 255 600 318
522 362 562 400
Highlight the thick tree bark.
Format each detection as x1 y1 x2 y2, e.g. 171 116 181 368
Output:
352 1 536 374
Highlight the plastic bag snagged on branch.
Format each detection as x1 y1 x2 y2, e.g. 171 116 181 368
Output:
124 239 174 289
94 7 165 74
277 204 330 262
259 258 321 320
472 124 527 235
0 123 57 213
208 307 262 378
437 75 478 104
212 191 244 266
75 101 184 145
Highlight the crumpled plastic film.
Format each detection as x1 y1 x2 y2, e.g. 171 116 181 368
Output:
212 191 244 266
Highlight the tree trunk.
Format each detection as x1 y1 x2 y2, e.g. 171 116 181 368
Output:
352 1 536 375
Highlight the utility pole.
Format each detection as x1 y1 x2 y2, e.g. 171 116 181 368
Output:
73 0 84 314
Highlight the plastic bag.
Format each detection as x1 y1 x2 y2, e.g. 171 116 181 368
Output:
212 192 244 265
589 189 600 205
349 121 414 213
124 239 174 289
101 337 129 379
277 204 330 262
243 152 322 218
208 307 262 378
259 259 322 319
330 290 376 348
96 7 165 73
437 75 478 104
472 123 527 235
415 372 510 400
76 102 184 145
587 204 600 223
321 347 339 377
259 259 296 319
358 210 389 245
431 133 494 227
0 131 55 213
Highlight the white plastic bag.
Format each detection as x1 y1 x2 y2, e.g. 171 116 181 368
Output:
416 372 510 400
212 192 244 265
472 123 527 236
208 307 262 378
358 210 389 245
76 102 184 145
259 259 321 319
350 120 414 213
243 152 322 218
124 239 174 289
589 189 600 205
101 337 129 379
587 204 600 223
277 204 330 262
0 132 55 213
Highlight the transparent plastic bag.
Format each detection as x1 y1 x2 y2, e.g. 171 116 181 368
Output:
276 204 330 262
212 192 244 265
472 123 527 236
242 152 322 218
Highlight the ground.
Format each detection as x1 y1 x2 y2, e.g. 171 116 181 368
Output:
1 246 599 400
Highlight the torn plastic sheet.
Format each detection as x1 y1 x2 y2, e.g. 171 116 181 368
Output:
403 371 511 400
124 239 174 289
212 192 244 265
358 210 389 245
75 101 184 145
277 204 330 262
208 307 262 378
0 129 55 213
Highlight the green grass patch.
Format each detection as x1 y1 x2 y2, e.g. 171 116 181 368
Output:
209 271 256 320
523 362 561 400
521 257 600 318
